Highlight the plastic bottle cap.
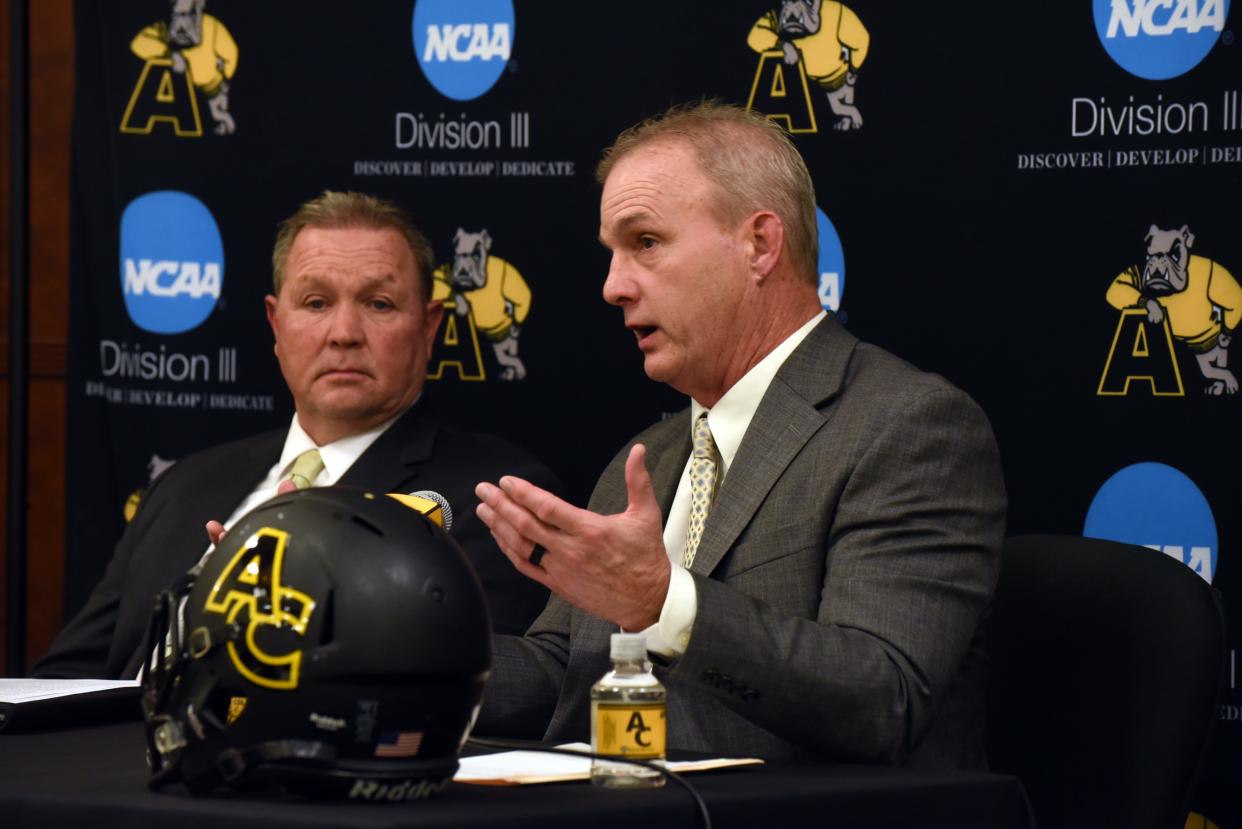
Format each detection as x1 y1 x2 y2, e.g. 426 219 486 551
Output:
610 633 647 661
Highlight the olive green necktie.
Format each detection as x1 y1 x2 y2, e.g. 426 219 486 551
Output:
682 413 719 568
277 448 324 495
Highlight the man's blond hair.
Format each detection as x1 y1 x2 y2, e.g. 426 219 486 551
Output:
270 191 435 300
596 101 819 285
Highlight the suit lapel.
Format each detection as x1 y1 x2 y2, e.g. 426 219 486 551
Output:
200 430 284 525
690 316 857 576
337 403 438 493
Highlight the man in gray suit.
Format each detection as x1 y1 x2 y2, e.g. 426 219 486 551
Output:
474 102 1005 768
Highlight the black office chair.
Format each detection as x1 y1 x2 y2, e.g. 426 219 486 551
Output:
986 534 1226 829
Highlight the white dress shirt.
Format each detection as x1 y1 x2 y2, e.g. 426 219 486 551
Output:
195 405 407 568
642 311 827 656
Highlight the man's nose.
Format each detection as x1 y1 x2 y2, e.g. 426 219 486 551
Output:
327 303 365 345
602 254 635 306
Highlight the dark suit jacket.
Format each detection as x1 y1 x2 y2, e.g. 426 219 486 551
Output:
478 316 1006 768
33 401 558 679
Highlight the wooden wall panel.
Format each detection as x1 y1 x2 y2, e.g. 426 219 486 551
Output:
1 0 74 673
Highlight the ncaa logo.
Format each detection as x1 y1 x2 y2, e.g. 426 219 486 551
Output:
120 191 224 335
1084 462 1219 583
412 0 514 101
816 206 846 313
1093 0 1230 80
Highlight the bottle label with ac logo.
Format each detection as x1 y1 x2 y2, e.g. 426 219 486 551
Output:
592 702 666 759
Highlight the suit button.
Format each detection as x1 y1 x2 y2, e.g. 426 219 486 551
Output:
701 668 719 683
742 689 759 702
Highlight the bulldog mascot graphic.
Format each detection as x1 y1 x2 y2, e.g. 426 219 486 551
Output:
1106 225 1241 395
747 0 870 130
433 228 531 381
129 0 239 134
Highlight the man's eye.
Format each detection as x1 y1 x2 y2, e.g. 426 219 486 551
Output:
640 236 657 250
305 298 327 310
370 299 393 311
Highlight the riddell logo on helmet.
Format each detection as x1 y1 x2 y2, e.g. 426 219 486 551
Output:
348 778 448 801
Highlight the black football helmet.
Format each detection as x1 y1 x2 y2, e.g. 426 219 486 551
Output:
141 486 491 800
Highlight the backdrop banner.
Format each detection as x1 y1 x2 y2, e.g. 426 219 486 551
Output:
68 2 1239 822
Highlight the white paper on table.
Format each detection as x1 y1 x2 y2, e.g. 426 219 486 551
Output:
0 678 140 704
454 741 763 786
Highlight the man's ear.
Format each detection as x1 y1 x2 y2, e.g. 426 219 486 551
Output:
423 300 445 351
747 211 785 281
265 295 280 346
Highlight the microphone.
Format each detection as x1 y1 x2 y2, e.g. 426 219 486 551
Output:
388 490 453 532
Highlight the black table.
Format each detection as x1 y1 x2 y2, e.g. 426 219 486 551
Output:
0 723 1033 828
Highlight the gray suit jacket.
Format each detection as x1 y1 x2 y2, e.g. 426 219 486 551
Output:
478 316 1006 767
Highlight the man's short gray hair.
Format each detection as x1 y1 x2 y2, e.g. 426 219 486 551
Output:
270 191 435 300
596 101 819 285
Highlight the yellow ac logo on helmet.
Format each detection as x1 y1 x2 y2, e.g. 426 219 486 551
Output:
202 527 315 690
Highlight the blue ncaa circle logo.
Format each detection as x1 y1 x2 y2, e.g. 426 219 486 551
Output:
119 191 224 335
412 0 514 101
816 206 846 313
1092 0 1231 80
1084 462 1219 582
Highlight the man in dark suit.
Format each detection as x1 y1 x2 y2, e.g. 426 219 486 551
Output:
474 103 1006 767
34 191 555 679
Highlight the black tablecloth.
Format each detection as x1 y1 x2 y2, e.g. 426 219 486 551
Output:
0 723 1033 828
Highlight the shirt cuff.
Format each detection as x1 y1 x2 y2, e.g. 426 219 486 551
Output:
641 566 698 658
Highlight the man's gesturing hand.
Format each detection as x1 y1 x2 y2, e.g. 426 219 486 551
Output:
475 444 671 631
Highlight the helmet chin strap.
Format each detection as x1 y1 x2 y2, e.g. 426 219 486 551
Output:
178 740 337 796
180 740 457 800
251 745 459 801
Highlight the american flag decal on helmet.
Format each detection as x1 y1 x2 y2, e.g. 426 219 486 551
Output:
374 730 424 758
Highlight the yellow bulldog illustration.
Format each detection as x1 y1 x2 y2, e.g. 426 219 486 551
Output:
130 0 238 134
433 229 531 381
1106 225 1240 395
748 0 870 130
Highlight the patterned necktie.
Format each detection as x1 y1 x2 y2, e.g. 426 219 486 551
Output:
277 448 324 495
682 413 719 568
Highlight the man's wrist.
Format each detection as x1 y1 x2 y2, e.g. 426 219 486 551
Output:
651 567 698 657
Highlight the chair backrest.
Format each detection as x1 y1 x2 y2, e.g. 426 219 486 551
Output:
987 534 1226 829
